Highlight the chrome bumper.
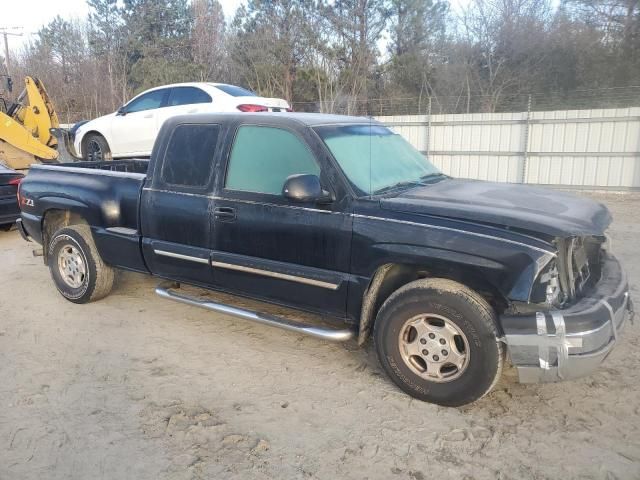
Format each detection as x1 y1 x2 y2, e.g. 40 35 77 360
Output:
501 254 633 383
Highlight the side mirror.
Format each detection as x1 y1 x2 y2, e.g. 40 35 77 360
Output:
283 174 333 204
116 106 126 116
4 76 13 93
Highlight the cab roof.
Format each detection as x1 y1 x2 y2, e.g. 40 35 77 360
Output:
164 112 381 128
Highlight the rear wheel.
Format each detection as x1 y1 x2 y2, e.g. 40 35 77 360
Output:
374 278 504 407
48 224 114 303
83 133 111 162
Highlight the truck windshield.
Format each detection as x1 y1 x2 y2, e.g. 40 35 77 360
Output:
314 124 441 196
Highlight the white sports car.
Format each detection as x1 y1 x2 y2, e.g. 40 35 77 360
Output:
73 83 291 160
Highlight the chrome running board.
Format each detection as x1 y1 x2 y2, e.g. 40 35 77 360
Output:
155 281 355 342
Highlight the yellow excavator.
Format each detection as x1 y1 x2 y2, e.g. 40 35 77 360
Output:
0 75 77 170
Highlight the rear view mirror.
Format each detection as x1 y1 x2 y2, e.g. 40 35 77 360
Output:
283 174 333 204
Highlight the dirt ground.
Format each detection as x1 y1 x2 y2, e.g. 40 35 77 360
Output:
1 192 639 480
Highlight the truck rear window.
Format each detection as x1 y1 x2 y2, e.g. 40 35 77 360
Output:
161 124 220 188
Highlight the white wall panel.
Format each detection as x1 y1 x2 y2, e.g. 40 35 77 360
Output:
377 107 640 190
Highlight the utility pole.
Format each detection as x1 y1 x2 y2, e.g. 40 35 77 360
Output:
0 26 24 77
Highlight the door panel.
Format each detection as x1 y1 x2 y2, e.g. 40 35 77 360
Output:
155 87 214 131
140 189 214 285
211 250 346 290
211 198 352 316
140 122 221 286
210 124 353 317
110 111 159 155
111 88 168 155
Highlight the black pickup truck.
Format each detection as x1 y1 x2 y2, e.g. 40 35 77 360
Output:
17 113 633 406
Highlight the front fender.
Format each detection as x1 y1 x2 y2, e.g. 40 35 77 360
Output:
73 129 87 158
354 245 555 346
351 210 557 307
73 116 112 158
369 242 553 303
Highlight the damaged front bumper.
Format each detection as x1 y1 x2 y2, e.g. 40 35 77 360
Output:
501 254 633 383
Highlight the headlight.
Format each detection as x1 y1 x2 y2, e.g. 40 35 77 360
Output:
540 261 562 306
531 258 565 307
542 265 561 306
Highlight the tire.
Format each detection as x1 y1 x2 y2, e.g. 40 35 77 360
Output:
373 278 504 407
83 133 112 162
47 224 115 303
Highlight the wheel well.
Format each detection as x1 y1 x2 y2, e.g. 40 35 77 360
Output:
42 209 89 263
357 263 508 345
80 130 106 155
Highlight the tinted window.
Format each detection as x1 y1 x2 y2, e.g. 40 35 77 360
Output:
161 124 220 187
225 126 319 195
215 84 257 97
167 87 212 106
125 89 167 113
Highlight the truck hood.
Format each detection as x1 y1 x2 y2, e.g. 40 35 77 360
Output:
380 178 611 237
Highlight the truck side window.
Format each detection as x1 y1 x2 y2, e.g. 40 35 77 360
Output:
161 124 220 188
225 126 320 195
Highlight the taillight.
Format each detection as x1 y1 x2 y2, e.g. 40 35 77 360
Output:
11 177 22 204
236 104 268 112
286 107 293 112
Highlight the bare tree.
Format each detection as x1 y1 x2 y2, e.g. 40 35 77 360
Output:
9 0 640 120
192 0 226 81
322 0 390 114
457 0 552 112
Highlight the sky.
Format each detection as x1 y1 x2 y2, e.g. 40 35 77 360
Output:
1 0 245 52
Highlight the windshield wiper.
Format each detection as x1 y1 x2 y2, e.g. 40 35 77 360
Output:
373 180 426 195
419 172 448 182
372 173 448 195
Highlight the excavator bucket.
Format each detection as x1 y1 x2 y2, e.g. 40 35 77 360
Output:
49 128 80 163
1 110 58 160
0 76 79 169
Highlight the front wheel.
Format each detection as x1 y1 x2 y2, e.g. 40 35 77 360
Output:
374 278 504 407
48 224 114 303
83 133 112 162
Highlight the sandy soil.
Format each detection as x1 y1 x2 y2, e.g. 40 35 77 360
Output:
1 192 639 480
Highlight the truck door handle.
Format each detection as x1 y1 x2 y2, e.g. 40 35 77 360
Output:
214 207 236 221
143 113 153 119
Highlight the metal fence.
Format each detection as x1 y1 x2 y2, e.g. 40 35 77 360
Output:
292 87 640 116
376 107 640 191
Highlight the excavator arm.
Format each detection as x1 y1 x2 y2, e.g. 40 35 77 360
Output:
0 76 63 169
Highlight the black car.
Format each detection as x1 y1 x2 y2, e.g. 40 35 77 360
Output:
16 113 633 406
0 164 22 230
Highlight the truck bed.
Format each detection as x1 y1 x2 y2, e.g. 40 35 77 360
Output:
20 160 148 253
45 159 150 175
